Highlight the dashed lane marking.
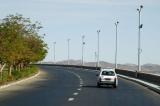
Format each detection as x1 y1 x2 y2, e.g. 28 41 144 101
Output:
66 70 84 87
77 88 81 91
73 92 79 96
68 98 75 102
80 82 83 85
66 70 84 102
80 84 83 87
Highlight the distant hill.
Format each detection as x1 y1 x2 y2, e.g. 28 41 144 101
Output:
56 59 82 65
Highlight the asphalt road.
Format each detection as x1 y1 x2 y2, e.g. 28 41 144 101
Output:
0 65 160 106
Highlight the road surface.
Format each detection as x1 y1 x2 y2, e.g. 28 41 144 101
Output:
0 65 160 106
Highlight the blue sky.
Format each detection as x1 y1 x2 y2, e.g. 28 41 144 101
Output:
0 0 160 65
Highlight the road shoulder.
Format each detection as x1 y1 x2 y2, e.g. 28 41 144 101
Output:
118 74 160 94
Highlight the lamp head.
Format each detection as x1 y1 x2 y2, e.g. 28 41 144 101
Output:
115 21 119 26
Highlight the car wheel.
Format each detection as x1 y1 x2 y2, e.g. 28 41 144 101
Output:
113 80 117 88
97 82 101 88
113 84 117 88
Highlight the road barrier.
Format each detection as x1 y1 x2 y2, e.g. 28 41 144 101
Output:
35 64 101 70
115 69 160 86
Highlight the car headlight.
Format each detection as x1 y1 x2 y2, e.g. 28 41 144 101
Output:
111 77 116 81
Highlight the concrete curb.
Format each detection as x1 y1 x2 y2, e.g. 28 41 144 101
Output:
117 74 160 94
0 71 40 89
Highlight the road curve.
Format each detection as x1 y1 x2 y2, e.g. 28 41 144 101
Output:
0 65 160 106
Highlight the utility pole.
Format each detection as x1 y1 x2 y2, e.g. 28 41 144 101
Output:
137 5 143 72
53 42 56 64
115 21 119 69
97 30 100 67
82 35 85 66
67 39 70 65
95 52 97 67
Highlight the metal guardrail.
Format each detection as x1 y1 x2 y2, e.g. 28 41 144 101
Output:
115 69 160 86
35 64 101 70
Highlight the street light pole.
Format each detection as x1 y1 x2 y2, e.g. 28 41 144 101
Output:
67 39 70 65
53 42 56 64
97 30 100 67
82 35 85 66
95 52 97 67
115 21 119 69
137 5 143 72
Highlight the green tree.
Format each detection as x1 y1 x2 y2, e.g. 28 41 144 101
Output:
0 14 47 76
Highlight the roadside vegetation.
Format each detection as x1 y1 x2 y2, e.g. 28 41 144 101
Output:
0 14 47 85
0 66 38 85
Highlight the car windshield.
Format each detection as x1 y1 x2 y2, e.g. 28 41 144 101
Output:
101 71 115 76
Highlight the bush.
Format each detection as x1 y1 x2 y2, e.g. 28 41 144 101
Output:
0 66 38 85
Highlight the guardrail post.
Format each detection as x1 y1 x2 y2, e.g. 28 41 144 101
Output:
135 70 138 78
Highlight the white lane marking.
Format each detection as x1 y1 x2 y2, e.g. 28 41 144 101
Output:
77 88 81 91
77 76 81 79
73 92 79 96
66 70 84 86
68 98 74 101
80 84 83 87
66 70 84 101
80 82 83 85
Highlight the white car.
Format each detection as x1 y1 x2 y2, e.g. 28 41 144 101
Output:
97 69 118 88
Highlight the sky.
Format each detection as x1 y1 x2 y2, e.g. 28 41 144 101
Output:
0 0 160 65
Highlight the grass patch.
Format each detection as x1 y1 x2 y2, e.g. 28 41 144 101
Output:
0 65 38 85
